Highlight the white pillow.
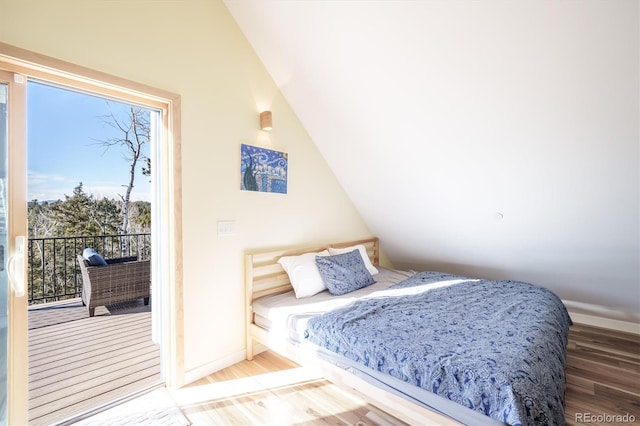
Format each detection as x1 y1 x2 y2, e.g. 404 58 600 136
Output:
328 244 379 275
278 250 330 298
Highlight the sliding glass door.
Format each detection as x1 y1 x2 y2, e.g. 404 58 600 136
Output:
0 69 28 426
0 45 180 423
0 80 8 426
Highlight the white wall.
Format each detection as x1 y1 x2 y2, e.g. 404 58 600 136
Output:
0 0 373 378
226 0 640 324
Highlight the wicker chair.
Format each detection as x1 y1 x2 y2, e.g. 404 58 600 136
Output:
77 255 151 317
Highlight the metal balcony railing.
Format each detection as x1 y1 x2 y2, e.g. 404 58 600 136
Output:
27 233 151 305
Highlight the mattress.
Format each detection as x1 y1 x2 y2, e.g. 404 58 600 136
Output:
252 267 508 425
252 267 415 343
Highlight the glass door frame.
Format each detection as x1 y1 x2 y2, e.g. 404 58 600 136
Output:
0 42 185 424
0 68 28 426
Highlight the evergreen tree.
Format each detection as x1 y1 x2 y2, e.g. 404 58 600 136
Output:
142 157 151 182
131 201 151 230
49 183 121 237
93 197 123 235
26 184 150 303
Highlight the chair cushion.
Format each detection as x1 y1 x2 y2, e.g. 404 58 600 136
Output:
82 248 107 266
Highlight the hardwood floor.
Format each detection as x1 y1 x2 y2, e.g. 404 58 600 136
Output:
172 351 409 426
173 323 639 426
565 324 640 426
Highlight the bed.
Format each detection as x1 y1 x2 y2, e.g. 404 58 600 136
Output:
245 237 572 426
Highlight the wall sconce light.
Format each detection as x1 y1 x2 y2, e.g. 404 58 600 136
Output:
260 111 272 131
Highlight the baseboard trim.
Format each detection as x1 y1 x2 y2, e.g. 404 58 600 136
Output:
568 311 640 335
183 349 247 386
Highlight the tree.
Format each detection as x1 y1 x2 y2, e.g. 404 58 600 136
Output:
94 197 124 236
142 157 151 182
27 184 123 302
28 200 56 238
48 183 121 237
131 201 151 230
28 200 57 289
96 104 150 254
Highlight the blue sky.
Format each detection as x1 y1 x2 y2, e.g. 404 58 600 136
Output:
27 81 151 202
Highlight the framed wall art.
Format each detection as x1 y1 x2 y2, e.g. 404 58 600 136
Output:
240 143 288 194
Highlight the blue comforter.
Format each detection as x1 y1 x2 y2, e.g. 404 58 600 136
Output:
304 271 572 426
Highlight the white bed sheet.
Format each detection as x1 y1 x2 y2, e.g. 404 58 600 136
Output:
252 267 415 343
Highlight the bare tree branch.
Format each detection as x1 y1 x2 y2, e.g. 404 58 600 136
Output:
93 103 150 255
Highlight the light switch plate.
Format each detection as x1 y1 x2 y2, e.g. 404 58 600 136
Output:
217 221 236 236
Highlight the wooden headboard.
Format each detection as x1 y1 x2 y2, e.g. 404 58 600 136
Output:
244 236 379 359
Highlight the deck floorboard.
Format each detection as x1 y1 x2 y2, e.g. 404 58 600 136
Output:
27 298 161 426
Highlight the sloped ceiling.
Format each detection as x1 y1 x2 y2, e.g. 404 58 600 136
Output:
224 1 640 319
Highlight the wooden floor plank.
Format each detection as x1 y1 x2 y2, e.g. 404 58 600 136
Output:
568 326 640 360
27 298 161 425
29 315 150 352
29 363 160 414
30 372 162 426
564 323 640 424
181 324 639 426
29 340 156 381
29 326 151 367
566 359 640 395
569 343 640 372
29 350 160 399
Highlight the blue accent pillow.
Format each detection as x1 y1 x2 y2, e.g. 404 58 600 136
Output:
315 249 375 295
82 248 107 266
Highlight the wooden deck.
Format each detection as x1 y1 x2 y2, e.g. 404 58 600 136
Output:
28 298 161 425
